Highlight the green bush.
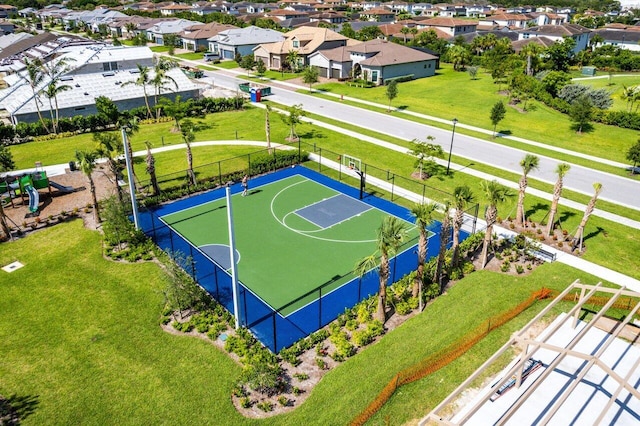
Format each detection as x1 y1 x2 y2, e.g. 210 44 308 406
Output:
293 372 309 381
395 301 412 315
278 395 289 407
240 397 252 408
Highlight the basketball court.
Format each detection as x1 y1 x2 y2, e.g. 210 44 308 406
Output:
140 165 443 351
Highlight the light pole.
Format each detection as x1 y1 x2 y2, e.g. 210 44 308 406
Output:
446 118 458 175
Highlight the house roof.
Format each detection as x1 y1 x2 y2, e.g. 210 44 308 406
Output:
349 38 437 66
149 19 199 34
208 25 284 45
0 32 57 60
257 26 349 55
0 32 33 51
421 17 476 27
312 44 352 62
362 8 394 15
511 36 556 52
522 23 591 37
593 29 640 43
179 22 237 40
378 23 405 36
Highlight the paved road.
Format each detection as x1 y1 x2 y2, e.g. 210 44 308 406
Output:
205 70 640 211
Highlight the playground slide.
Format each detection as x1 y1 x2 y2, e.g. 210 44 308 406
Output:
49 180 74 193
26 185 39 213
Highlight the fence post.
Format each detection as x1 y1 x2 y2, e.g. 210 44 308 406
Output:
318 286 322 329
318 148 322 172
391 175 395 201
218 162 222 185
272 312 277 353
169 228 175 253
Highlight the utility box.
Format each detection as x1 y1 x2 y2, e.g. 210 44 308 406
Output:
582 66 596 76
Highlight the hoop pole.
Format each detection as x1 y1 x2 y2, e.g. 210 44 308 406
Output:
226 186 241 330
121 127 140 230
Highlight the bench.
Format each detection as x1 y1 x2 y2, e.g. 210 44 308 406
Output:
530 247 556 262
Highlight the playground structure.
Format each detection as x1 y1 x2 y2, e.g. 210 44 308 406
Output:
1 166 75 214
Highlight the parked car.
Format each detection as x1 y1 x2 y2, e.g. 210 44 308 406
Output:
203 52 220 61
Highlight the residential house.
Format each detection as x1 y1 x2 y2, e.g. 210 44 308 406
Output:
246 3 271 14
179 22 237 52
308 38 438 84
0 4 16 18
309 12 347 25
0 32 58 61
266 9 309 21
191 4 224 16
62 9 127 32
107 16 160 38
466 5 491 18
253 26 350 70
208 25 284 59
17 7 37 17
147 19 199 44
417 17 477 37
0 19 14 34
160 3 193 16
0 45 201 125
517 23 591 53
359 8 395 22
479 13 532 29
361 1 382 11
592 28 640 52
533 13 567 26
511 36 556 53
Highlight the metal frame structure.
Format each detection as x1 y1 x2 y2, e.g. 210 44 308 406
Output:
421 280 640 425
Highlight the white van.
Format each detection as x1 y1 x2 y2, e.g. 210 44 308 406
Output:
203 52 220 61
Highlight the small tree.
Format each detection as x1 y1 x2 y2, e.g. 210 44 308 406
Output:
385 80 398 112
407 135 444 179
0 143 15 172
181 120 197 186
302 66 319 92
163 33 180 55
468 66 478 80
490 100 506 138
255 58 266 77
240 54 255 76
162 251 203 319
626 139 640 174
569 95 593 133
281 104 306 142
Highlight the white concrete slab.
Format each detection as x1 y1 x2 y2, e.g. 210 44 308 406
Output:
2 261 24 273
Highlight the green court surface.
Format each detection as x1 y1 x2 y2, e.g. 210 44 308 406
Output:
162 175 421 315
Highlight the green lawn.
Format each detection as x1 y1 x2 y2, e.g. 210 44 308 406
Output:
576 74 640 112
175 52 204 61
150 46 170 53
9 107 640 280
313 64 639 165
213 60 240 69
0 221 615 425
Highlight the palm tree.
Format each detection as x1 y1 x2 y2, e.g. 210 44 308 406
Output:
572 182 603 252
151 61 178 120
124 22 136 39
546 163 571 236
122 64 152 118
94 131 124 203
447 45 470 71
400 26 410 44
480 180 515 268
24 57 50 133
41 57 75 134
410 202 438 311
181 122 197 186
435 200 452 295
452 185 475 267
75 149 100 223
145 141 160 196
42 79 71 134
354 216 408 323
265 104 272 154
515 154 540 227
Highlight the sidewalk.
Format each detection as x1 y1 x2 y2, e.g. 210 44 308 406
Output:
309 153 640 292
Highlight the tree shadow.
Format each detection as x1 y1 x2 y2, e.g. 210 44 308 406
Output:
396 105 409 111
1 393 40 424
298 128 325 139
570 123 595 134
526 202 549 220
496 129 512 136
584 226 606 242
